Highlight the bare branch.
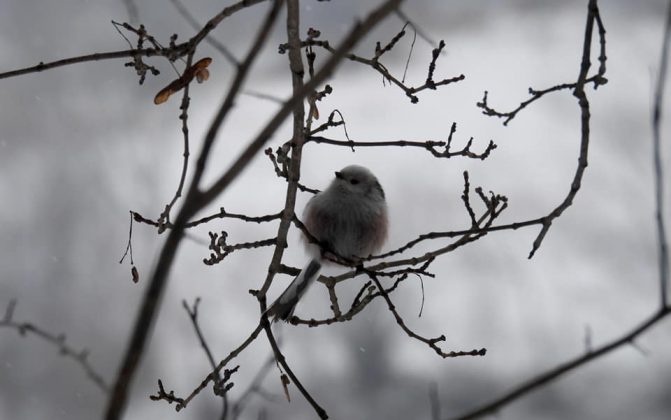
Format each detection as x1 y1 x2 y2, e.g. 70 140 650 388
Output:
182 298 229 419
0 300 109 393
156 51 195 232
477 0 607 258
449 307 671 420
160 321 265 412
307 125 496 160
279 32 464 103
367 272 486 358
477 75 606 126
263 321 328 418
527 0 607 258
104 2 285 418
132 208 282 230
169 0 238 65
0 0 268 82
204 232 277 265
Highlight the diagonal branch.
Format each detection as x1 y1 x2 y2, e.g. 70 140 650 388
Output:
0 300 109 393
449 307 671 420
104 2 285 419
367 272 486 358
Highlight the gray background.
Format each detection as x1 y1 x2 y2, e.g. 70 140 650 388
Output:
1 0 670 419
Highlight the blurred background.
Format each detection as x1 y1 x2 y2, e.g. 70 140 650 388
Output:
1 0 670 419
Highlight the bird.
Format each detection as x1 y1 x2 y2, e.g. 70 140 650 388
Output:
266 165 388 322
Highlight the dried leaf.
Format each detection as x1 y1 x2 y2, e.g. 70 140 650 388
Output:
154 57 213 105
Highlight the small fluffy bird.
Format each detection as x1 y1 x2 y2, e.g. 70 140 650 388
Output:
266 165 388 321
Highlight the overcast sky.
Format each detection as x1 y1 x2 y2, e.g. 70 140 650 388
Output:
1 1 670 420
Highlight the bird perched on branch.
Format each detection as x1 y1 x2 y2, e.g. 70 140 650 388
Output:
266 165 388 322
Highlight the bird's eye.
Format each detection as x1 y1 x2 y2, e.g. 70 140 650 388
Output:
350 179 359 185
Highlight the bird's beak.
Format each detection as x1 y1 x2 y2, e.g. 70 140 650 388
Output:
334 171 343 179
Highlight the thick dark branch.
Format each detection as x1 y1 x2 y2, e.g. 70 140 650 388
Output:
104 2 284 419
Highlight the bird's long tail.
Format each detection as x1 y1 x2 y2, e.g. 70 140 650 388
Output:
265 259 322 322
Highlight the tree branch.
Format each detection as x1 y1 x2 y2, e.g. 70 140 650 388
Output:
104 2 284 419
0 300 109 393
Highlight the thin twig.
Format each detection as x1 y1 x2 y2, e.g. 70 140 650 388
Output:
182 298 228 419
132 209 282 230
0 0 268 82
368 272 486 358
279 37 464 103
157 51 195 232
119 210 135 265
477 75 606 126
169 0 238 65
0 300 109 393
